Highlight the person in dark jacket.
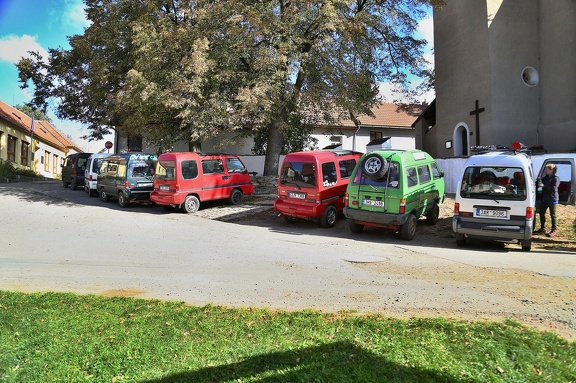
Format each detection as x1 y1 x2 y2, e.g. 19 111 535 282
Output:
534 164 560 237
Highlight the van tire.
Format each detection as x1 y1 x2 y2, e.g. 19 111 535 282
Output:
229 189 243 205
320 205 337 228
400 214 417 240
62 180 68 188
455 233 466 246
182 195 200 214
521 239 531 251
425 203 440 225
349 219 364 233
361 153 389 180
70 178 78 190
100 189 110 202
118 192 128 208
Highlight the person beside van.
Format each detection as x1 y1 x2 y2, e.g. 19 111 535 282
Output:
535 163 560 237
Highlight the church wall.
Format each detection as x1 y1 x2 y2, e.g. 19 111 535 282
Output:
486 0 540 148
433 1 493 157
538 2 576 152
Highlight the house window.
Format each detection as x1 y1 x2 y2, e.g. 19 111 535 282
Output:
330 136 343 147
44 151 51 172
370 131 383 141
127 136 143 152
53 154 58 173
0 132 3 159
7 135 16 162
21 142 29 166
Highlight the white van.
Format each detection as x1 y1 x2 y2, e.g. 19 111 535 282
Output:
452 143 575 251
84 153 112 197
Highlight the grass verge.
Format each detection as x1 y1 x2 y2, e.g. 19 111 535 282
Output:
1 291 574 382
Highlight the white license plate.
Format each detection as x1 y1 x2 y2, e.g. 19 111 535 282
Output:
475 209 508 219
139 182 153 187
160 184 170 191
363 199 385 207
289 192 306 199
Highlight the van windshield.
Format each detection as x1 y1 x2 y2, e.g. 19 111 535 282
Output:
156 160 176 181
280 162 317 188
460 166 527 200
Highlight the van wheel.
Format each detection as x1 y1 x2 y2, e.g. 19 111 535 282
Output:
100 189 110 202
361 153 389 180
455 233 466 246
320 205 337 228
425 203 440 225
229 189 243 205
63 179 69 188
349 219 364 233
182 195 200 213
521 239 532 251
400 214 417 240
70 178 78 190
118 192 128 208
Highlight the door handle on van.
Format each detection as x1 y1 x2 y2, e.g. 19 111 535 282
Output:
222 175 231 180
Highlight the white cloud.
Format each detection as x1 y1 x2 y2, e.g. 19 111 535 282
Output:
0 35 48 64
63 0 90 31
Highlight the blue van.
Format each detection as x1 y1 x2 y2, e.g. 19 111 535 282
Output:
97 153 157 207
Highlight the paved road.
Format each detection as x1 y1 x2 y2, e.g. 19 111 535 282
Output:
1 180 575 339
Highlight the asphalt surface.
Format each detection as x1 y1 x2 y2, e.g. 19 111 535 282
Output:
1 179 575 339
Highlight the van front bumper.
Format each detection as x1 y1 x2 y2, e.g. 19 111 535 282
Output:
452 216 533 241
343 207 410 226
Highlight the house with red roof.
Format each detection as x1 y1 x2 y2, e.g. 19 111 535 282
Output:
0 100 85 179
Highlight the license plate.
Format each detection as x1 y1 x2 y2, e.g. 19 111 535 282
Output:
475 209 508 219
160 184 170 191
363 199 385 207
139 182 153 187
289 192 306 199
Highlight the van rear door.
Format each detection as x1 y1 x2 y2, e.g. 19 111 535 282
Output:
536 158 575 205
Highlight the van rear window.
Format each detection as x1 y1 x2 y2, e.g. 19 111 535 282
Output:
280 162 317 187
460 166 527 200
156 160 176 181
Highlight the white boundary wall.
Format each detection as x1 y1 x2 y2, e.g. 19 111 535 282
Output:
239 153 574 195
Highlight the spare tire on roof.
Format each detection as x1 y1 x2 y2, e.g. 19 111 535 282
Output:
361 153 389 180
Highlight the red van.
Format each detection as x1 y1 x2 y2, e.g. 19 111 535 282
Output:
274 149 362 227
151 152 254 213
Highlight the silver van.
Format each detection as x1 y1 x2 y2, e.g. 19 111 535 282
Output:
453 144 575 251
84 153 112 196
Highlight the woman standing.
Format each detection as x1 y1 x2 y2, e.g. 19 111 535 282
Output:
535 164 560 237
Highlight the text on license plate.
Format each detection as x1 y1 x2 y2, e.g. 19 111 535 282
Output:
289 192 306 199
160 184 170 191
363 199 385 207
475 209 508 218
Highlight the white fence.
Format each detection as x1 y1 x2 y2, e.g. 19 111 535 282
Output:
239 153 567 195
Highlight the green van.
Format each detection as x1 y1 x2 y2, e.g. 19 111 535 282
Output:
344 149 445 240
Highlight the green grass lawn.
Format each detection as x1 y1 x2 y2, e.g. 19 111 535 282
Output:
1 291 574 382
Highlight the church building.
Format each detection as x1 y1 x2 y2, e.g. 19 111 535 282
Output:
414 0 576 157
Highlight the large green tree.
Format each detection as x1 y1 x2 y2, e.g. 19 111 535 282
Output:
17 0 439 175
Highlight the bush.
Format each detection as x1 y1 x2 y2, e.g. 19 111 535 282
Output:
0 159 42 179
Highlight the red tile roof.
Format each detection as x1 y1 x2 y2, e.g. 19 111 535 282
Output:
316 102 426 129
0 100 83 152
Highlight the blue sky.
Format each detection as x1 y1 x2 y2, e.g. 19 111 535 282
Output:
0 0 433 153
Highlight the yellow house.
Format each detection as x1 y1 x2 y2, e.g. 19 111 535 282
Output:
0 100 84 178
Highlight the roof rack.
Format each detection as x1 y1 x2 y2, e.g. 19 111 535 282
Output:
470 141 529 155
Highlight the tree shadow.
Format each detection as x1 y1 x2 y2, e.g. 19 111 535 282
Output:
141 341 464 383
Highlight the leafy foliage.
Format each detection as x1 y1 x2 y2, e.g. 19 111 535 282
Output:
17 0 439 175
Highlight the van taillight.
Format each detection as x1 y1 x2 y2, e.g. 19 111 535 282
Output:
454 203 460 215
399 199 406 214
526 206 534 219
344 193 349 207
125 181 130 188
315 192 321 203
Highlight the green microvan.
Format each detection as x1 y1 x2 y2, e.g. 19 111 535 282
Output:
344 149 445 240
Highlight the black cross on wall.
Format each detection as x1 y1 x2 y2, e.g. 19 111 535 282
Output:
469 100 485 146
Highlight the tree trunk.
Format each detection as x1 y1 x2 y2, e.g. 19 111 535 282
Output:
263 120 284 176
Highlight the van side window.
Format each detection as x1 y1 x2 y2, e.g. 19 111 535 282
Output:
322 162 337 185
339 159 356 179
431 162 442 179
181 160 198 180
417 164 431 184
226 158 246 173
407 167 418 187
202 159 224 174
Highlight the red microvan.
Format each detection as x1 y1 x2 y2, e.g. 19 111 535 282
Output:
274 149 363 228
151 152 254 213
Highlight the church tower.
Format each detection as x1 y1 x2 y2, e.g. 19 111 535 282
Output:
417 0 576 157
